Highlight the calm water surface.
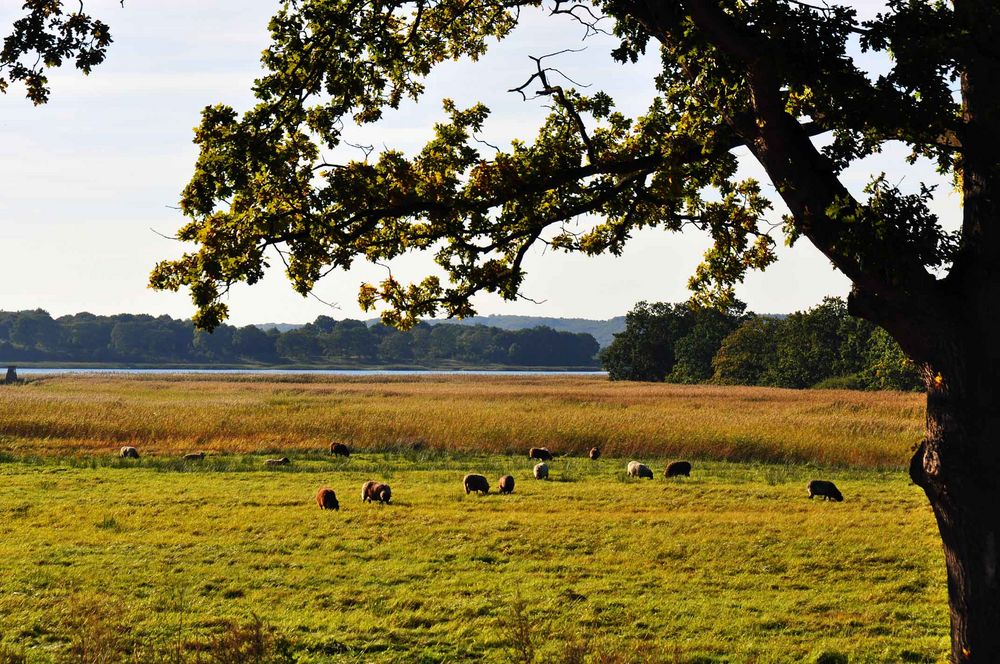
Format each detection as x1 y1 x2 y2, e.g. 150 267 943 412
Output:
16 368 606 376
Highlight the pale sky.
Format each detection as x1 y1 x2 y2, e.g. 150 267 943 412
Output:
0 1 957 325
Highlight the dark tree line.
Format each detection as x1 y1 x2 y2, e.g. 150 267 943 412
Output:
0 310 599 367
602 298 921 391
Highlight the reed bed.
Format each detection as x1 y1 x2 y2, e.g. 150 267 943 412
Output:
0 375 925 467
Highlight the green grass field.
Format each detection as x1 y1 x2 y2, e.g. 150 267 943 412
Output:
0 376 946 663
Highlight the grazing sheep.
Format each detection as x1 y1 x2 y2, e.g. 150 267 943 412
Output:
330 442 350 457
665 460 692 477
183 452 206 461
627 461 653 479
528 447 553 461
264 457 290 466
315 487 340 510
362 481 392 503
807 480 844 502
464 474 490 495
498 475 515 494
589 446 601 461
533 462 549 480
120 446 140 459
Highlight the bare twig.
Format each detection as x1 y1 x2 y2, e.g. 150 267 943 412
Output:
550 1 611 39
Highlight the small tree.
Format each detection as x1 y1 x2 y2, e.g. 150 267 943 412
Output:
861 327 923 392
9 310 61 351
668 305 744 383
600 302 691 381
275 328 323 363
232 325 277 361
712 316 780 387
770 298 851 388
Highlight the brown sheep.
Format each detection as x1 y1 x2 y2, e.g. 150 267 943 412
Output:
330 442 350 457
362 481 392 503
528 447 553 461
464 474 490 495
807 480 844 502
498 475 515 494
183 452 206 461
315 487 340 510
120 446 140 459
665 461 692 477
589 446 601 461
264 457 290 466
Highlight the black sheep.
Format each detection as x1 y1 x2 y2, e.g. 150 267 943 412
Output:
807 480 844 502
666 461 692 478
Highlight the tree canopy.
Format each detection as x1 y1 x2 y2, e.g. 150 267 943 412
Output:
1 1 114 105
151 0 961 356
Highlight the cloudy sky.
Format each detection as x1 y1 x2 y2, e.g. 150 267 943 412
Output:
0 1 956 326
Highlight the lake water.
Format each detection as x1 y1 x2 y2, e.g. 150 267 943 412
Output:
15 368 607 376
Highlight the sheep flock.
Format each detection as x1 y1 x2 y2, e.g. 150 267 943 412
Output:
111 443 845 510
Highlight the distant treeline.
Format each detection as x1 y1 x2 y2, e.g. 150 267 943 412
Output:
0 311 600 367
601 298 922 391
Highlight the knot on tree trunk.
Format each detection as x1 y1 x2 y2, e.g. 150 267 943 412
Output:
910 439 938 488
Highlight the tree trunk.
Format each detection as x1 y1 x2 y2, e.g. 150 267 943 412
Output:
910 382 1000 663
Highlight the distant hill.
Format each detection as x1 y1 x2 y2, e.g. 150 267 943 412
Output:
419 315 626 347
254 323 305 333
257 316 625 346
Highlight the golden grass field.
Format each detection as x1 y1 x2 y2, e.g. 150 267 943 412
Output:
0 375 944 663
0 374 925 467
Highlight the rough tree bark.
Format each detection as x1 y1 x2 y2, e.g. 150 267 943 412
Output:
915 1 1000 658
911 375 1000 663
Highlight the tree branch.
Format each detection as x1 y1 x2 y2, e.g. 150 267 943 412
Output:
683 0 946 340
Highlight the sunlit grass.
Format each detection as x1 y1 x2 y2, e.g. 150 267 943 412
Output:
0 454 946 663
0 376 944 662
0 375 924 467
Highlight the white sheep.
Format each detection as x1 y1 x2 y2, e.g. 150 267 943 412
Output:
627 461 653 479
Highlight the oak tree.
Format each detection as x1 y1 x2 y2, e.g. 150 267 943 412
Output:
150 1 999 659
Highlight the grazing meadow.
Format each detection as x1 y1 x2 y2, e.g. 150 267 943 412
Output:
0 375 946 662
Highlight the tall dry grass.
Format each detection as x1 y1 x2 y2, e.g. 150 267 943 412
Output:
0 374 925 467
